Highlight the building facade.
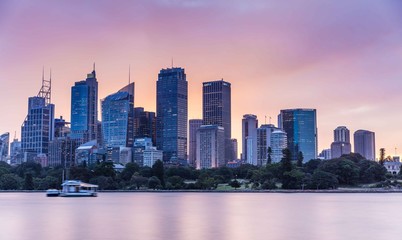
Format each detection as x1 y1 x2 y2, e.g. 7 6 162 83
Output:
196 125 225 169
231 138 238 160
101 83 135 148
279 109 317 162
189 119 202 167
156 67 188 163
354 130 375 160
71 68 98 143
134 107 156 145
270 130 288 163
331 126 351 158
202 80 232 162
257 124 277 166
0 133 10 161
242 114 258 165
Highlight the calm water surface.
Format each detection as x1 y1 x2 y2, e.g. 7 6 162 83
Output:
0 192 401 240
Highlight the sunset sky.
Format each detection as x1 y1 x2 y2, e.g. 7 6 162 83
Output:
1 0 402 158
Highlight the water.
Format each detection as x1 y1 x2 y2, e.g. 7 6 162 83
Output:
0 192 401 240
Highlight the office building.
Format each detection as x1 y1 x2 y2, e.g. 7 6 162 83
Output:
202 80 232 162
242 114 258 165
270 130 288 163
318 149 332 160
0 133 10 161
156 67 188 162
48 137 79 167
10 137 22 164
354 130 375 160
257 124 277 166
331 126 351 158
196 125 225 169
278 109 317 162
101 83 135 148
189 119 202 167
71 67 98 143
21 72 55 162
134 107 156 145
231 138 238 160
143 147 163 167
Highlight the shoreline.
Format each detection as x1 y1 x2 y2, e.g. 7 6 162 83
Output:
2 188 402 193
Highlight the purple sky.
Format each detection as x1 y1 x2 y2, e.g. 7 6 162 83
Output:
1 0 402 157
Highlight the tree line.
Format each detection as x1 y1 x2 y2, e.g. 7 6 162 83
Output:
0 149 393 191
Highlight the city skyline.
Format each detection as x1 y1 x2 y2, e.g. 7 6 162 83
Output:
1 1 402 157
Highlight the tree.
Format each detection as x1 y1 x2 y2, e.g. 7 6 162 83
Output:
311 170 338 189
120 163 140 181
229 179 241 189
148 176 161 190
267 147 272 164
94 161 116 179
152 160 165 187
297 151 304 167
318 158 359 185
24 173 34 190
131 172 148 190
281 148 292 173
0 174 22 190
166 176 185 189
379 148 385 166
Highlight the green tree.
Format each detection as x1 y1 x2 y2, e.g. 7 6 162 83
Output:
297 151 304 167
94 161 116 179
267 147 272 164
311 170 338 189
229 179 241 189
131 172 148 190
24 173 34 190
0 174 22 190
318 158 359 185
281 148 292 173
379 148 385 166
166 176 185 189
120 163 140 181
148 176 161 189
152 160 165 187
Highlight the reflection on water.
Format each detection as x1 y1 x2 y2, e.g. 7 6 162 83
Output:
0 192 401 240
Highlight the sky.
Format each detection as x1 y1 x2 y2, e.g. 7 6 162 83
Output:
1 0 402 158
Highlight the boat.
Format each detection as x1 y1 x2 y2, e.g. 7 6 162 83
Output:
60 180 99 197
46 189 60 197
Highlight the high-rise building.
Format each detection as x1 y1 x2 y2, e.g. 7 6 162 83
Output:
354 130 375 160
196 125 225 169
202 80 232 162
189 119 202 167
71 67 98 143
318 149 332 160
48 137 79 168
133 137 154 166
331 126 351 158
10 137 22 164
156 67 188 163
54 117 71 138
242 114 258 165
257 124 277 166
134 107 156 145
278 109 317 162
0 133 10 161
21 72 55 162
101 83 135 148
270 130 287 163
231 138 238 160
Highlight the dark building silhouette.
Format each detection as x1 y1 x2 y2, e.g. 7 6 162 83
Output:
189 119 202 167
134 107 156 145
354 130 375 160
156 67 188 162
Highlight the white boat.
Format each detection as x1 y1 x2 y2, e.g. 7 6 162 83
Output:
60 180 98 197
46 189 60 197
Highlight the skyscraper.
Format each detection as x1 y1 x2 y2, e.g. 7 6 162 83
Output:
271 130 287 163
279 109 317 162
257 124 277 166
196 125 225 169
354 130 375 160
331 126 351 158
189 119 202 167
101 82 135 148
230 138 238 160
71 67 98 143
0 133 10 161
21 72 55 161
242 114 258 165
134 107 156 145
156 67 188 162
202 80 232 162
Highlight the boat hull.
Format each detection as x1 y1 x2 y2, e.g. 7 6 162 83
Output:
60 192 97 197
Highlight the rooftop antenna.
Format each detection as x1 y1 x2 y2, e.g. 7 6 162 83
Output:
269 116 272 124
171 58 174 68
93 62 96 71
265 115 267 124
14 131 17 141
38 67 51 105
129 64 131 85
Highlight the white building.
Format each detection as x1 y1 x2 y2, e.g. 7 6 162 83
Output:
270 130 287 163
143 147 163 167
196 125 225 169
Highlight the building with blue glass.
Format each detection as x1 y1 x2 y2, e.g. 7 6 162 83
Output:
101 82 134 148
156 67 188 162
70 68 98 143
278 108 317 162
134 107 156 145
202 80 232 162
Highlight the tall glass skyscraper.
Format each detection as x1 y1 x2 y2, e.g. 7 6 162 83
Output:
71 68 98 143
101 83 135 148
279 109 317 162
242 114 258 165
202 80 232 162
156 67 188 162
0 132 10 161
134 107 156 145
